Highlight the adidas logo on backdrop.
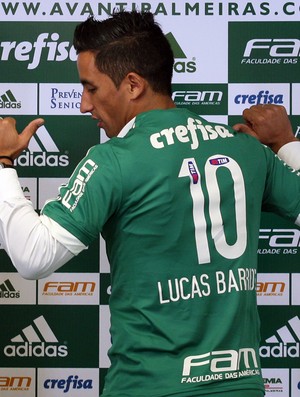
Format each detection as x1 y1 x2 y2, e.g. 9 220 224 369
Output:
0 89 21 109
15 125 69 167
260 316 300 358
4 315 68 357
0 279 20 299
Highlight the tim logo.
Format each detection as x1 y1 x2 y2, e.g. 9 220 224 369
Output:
188 161 199 184
210 157 229 165
15 126 69 167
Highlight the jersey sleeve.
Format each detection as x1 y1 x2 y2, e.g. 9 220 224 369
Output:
42 143 123 246
262 145 300 226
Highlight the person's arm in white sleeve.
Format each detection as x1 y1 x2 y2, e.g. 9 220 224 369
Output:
233 104 300 169
0 117 87 279
0 168 87 279
277 141 300 171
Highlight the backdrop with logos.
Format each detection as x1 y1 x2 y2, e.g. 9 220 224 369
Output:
0 1 299 396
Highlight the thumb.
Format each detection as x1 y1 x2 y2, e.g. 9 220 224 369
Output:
19 118 45 146
232 123 257 138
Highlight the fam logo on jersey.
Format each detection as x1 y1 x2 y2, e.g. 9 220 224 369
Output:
228 22 300 83
166 32 196 74
181 347 260 384
15 125 69 167
4 315 68 358
260 316 300 359
257 228 299 255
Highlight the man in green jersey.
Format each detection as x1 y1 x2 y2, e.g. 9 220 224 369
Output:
0 11 299 397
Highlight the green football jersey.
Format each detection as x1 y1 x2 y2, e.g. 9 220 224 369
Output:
43 108 300 396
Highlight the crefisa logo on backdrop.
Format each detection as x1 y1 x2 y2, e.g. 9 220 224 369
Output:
0 22 78 82
228 83 289 115
38 368 98 396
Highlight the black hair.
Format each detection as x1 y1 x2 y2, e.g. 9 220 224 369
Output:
73 11 174 96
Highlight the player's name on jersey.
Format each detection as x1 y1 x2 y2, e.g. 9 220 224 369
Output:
158 267 256 304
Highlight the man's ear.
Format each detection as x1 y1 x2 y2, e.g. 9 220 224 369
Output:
125 72 147 99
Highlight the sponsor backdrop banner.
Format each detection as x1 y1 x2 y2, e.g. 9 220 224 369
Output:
0 1 299 396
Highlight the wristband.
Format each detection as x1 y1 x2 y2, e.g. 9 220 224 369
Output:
0 155 14 165
0 162 14 169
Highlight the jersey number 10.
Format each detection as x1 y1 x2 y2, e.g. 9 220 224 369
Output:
179 156 247 264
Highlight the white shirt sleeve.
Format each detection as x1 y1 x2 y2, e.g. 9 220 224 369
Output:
277 141 300 170
0 168 87 279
